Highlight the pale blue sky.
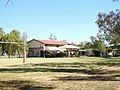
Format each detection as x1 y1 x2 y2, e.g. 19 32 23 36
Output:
0 0 120 43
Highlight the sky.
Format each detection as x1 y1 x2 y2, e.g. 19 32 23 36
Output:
0 0 120 43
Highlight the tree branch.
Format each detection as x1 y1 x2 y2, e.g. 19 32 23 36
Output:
5 0 13 7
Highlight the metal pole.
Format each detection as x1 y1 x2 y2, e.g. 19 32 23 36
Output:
23 43 26 63
23 41 26 63
23 32 27 63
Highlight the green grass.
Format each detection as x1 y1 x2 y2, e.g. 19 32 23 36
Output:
0 57 120 90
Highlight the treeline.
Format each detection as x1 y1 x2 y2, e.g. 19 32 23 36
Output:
79 36 106 57
0 27 24 58
79 9 120 57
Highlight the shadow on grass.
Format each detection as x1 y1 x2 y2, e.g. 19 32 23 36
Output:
0 80 54 90
0 67 103 74
96 62 120 67
10 58 120 68
95 57 120 66
10 63 91 68
55 75 120 81
0 67 120 75
20 85 54 90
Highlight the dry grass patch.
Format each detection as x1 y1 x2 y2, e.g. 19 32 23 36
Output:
0 57 120 90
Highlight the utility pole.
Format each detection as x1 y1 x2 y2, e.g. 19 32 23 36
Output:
23 41 26 63
23 32 27 63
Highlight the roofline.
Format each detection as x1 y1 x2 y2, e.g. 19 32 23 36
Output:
27 39 67 45
27 39 44 44
40 40 67 45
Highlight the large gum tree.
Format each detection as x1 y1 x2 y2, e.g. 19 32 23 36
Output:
96 10 120 47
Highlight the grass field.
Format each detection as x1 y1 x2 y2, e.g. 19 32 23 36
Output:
0 57 120 90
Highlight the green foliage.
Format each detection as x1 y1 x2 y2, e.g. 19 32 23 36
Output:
79 36 106 55
6 30 24 57
0 27 5 55
79 41 92 49
0 28 24 57
0 28 4 39
96 10 120 45
90 36 106 52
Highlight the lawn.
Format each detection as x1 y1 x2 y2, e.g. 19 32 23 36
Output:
0 57 120 90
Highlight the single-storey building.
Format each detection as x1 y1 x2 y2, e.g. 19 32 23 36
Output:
108 43 120 57
27 39 67 57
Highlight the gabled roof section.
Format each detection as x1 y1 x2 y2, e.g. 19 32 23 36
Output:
27 39 40 44
28 39 67 45
40 40 67 45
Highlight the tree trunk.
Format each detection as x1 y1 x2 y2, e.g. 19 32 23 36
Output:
106 48 109 58
100 52 103 58
8 54 10 58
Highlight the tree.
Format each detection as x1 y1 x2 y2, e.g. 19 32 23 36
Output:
79 41 92 49
5 30 24 58
0 28 3 55
0 27 5 55
90 36 106 57
96 10 120 46
0 27 4 40
49 34 57 40
5 0 13 7
113 0 118 1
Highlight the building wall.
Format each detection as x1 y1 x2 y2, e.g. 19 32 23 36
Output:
27 40 45 57
28 40 44 49
45 45 59 50
27 39 66 57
